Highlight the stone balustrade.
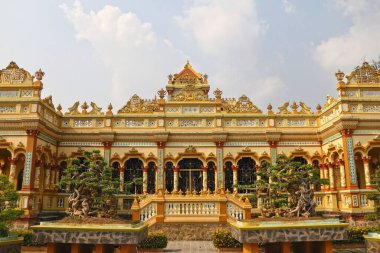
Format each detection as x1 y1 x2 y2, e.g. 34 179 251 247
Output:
139 202 157 222
165 202 219 216
227 202 244 220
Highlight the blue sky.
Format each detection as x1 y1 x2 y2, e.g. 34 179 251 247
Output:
1 0 379 112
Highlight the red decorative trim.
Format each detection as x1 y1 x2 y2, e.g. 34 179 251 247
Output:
157 141 166 148
26 130 39 137
340 129 352 137
268 141 277 148
215 141 224 148
103 141 113 148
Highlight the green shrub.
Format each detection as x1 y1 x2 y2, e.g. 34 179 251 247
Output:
347 226 380 243
138 232 168 249
364 213 378 221
212 230 242 248
0 222 9 237
10 230 47 246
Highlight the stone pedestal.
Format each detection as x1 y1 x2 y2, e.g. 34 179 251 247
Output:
0 237 23 253
364 233 380 253
230 219 348 253
32 222 147 253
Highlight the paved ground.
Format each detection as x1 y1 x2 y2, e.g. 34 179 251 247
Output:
21 241 366 253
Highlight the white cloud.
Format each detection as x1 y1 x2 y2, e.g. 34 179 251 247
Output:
60 0 186 105
313 0 380 72
175 0 282 107
282 0 295 14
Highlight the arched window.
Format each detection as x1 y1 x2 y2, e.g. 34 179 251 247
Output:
111 162 120 180
237 157 256 193
165 162 174 192
17 169 23 191
147 162 156 194
224 161 233 192
178 158 203 193
207 161 216 192
355 153 365 189
293 156 308 165
125 158 143 194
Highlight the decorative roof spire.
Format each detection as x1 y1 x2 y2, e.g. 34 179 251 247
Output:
35 68 45 81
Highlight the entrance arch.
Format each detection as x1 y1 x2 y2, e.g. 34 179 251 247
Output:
178 158 203 193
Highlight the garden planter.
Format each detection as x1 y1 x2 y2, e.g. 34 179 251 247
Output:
138 248 164 253
0 236 23 253
217 247 243 252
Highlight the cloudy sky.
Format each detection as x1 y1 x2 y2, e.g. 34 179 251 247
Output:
1 0 380 112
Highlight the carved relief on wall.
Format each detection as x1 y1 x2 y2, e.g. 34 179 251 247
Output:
323 95 337 109
0 61 32 84
168 61 207 86
171 90 207 101
222 95 262 113
346 62 380 84
118 94 159 113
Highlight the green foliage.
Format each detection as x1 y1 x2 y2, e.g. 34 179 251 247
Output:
10 230 47 246
0 174 22 237
57 150 120 217
364 213 378 221
346 226 380 243
138 232 168 249
125 177 143 195
254 154 329 217
212 230 242 248
367 167 380 207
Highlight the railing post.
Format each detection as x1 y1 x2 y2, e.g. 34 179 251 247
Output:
243 198 252 220
131 198 140 222
219 199 227 222
156 198 165 223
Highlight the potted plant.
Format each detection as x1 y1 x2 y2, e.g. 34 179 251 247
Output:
138 232 168 253
212 230 242 252
0 174 23 251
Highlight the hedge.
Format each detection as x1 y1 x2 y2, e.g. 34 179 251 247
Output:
138 232 168 249
212 230 242 248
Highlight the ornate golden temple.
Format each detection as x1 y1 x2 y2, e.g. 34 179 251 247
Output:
0 60 379 226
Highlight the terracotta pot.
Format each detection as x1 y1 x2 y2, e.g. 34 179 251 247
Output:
138 248 164 253
217 247 243 252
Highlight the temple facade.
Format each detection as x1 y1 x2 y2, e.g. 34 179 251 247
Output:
0 60 379 221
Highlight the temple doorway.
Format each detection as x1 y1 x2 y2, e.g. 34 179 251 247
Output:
178 158 203 193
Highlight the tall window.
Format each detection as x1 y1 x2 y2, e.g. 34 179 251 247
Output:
293 156 307 165
111 162 120 180
125 158 143 194
17 169 23 191
312 160 321 191
224 162 233 192
207 161 216 192
237 157 256 193
147 162 156 194
178 158 203 193
165 162 174 192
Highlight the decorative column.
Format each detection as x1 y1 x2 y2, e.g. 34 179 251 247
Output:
119 166 125 192
173 166 179 193
362 156 372 189
9 158 17 184
318 163 325 190
156 142 165 195
44 164 51 190
103 141 112 166
143 165 148 194
338 159 347 188
33 160 41 189
269 141 277 165
202 165 207 192
22 130 39 191
215 141 224 193
323 163 330 191
328 162 335 190
50 164 56 189
341 129 358 189
232 165 238 193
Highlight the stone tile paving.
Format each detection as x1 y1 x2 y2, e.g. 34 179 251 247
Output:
20 241 366 253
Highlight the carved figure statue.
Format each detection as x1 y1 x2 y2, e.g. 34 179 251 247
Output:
277 102 290 114
89 102 103 115
299 102 312 114
66 101 80 115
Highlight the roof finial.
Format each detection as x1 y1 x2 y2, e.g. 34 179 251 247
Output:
185 59 191 68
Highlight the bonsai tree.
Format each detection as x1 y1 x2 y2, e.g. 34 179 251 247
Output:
255 154 329 218
125 177 143 195
57 150 120 218
0 174 22 237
